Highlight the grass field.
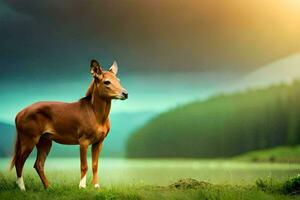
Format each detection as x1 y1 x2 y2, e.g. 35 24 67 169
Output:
234 145 300 163
0 158 299 199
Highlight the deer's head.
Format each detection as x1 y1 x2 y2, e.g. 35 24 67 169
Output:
89 59 128 100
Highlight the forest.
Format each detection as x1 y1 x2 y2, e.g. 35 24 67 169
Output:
126 81 300 158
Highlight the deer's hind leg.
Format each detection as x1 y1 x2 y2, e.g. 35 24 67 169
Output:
34 136 52 189
15 134 39 191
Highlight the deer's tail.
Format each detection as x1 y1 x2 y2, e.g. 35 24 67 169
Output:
10 133 20 171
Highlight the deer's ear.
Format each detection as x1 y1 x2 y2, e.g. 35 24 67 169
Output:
109 61 118 75
90 59 103 78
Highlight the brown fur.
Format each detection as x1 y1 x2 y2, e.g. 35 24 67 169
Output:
10 60 128 189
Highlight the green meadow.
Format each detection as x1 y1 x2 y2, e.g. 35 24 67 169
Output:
234 146 300 163
0 158 299 199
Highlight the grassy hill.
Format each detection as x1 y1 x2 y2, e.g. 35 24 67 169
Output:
234 145 300 163
126 81 300 158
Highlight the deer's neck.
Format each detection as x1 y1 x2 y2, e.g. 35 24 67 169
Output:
90 85 111 124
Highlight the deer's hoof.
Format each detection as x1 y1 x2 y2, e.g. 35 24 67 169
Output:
16 177 26 191
79 175 86 189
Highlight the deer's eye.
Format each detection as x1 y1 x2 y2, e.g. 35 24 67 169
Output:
103 80 111 85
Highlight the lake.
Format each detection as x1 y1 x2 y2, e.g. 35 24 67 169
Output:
0 158 299 186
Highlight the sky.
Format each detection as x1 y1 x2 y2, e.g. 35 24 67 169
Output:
1 0 300 123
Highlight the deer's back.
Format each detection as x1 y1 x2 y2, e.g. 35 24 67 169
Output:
15 100 97 144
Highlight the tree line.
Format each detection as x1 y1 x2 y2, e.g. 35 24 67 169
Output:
126 81 300 158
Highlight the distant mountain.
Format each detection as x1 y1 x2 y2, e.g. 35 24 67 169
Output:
0 122 15 157
227 53 300 92
0 111 155 158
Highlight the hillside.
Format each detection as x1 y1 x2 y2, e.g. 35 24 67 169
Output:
126 81 300 158
234 145 300 163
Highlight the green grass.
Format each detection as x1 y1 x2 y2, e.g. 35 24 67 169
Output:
234 145 300 163
0 172 299 200
1 158 300 185
1 158 299 199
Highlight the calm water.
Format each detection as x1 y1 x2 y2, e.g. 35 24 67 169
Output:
0 158 299 186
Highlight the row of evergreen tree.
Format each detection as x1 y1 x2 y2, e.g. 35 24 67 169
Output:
126 81 300 158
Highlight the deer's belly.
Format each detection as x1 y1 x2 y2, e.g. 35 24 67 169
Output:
42 122 109 145
42 132 79 145
42 124 80 145
52 135 79 145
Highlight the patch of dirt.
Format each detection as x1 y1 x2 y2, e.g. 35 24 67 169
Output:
169 178 211 190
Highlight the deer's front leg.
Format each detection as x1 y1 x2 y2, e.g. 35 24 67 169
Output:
79 140 89 189
91 141 103 188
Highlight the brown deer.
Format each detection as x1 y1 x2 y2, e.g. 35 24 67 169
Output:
10 59 128 191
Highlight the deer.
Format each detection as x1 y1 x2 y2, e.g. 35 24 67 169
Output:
9 59 128 191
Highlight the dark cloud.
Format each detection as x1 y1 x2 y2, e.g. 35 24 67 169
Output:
1 0 300 80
